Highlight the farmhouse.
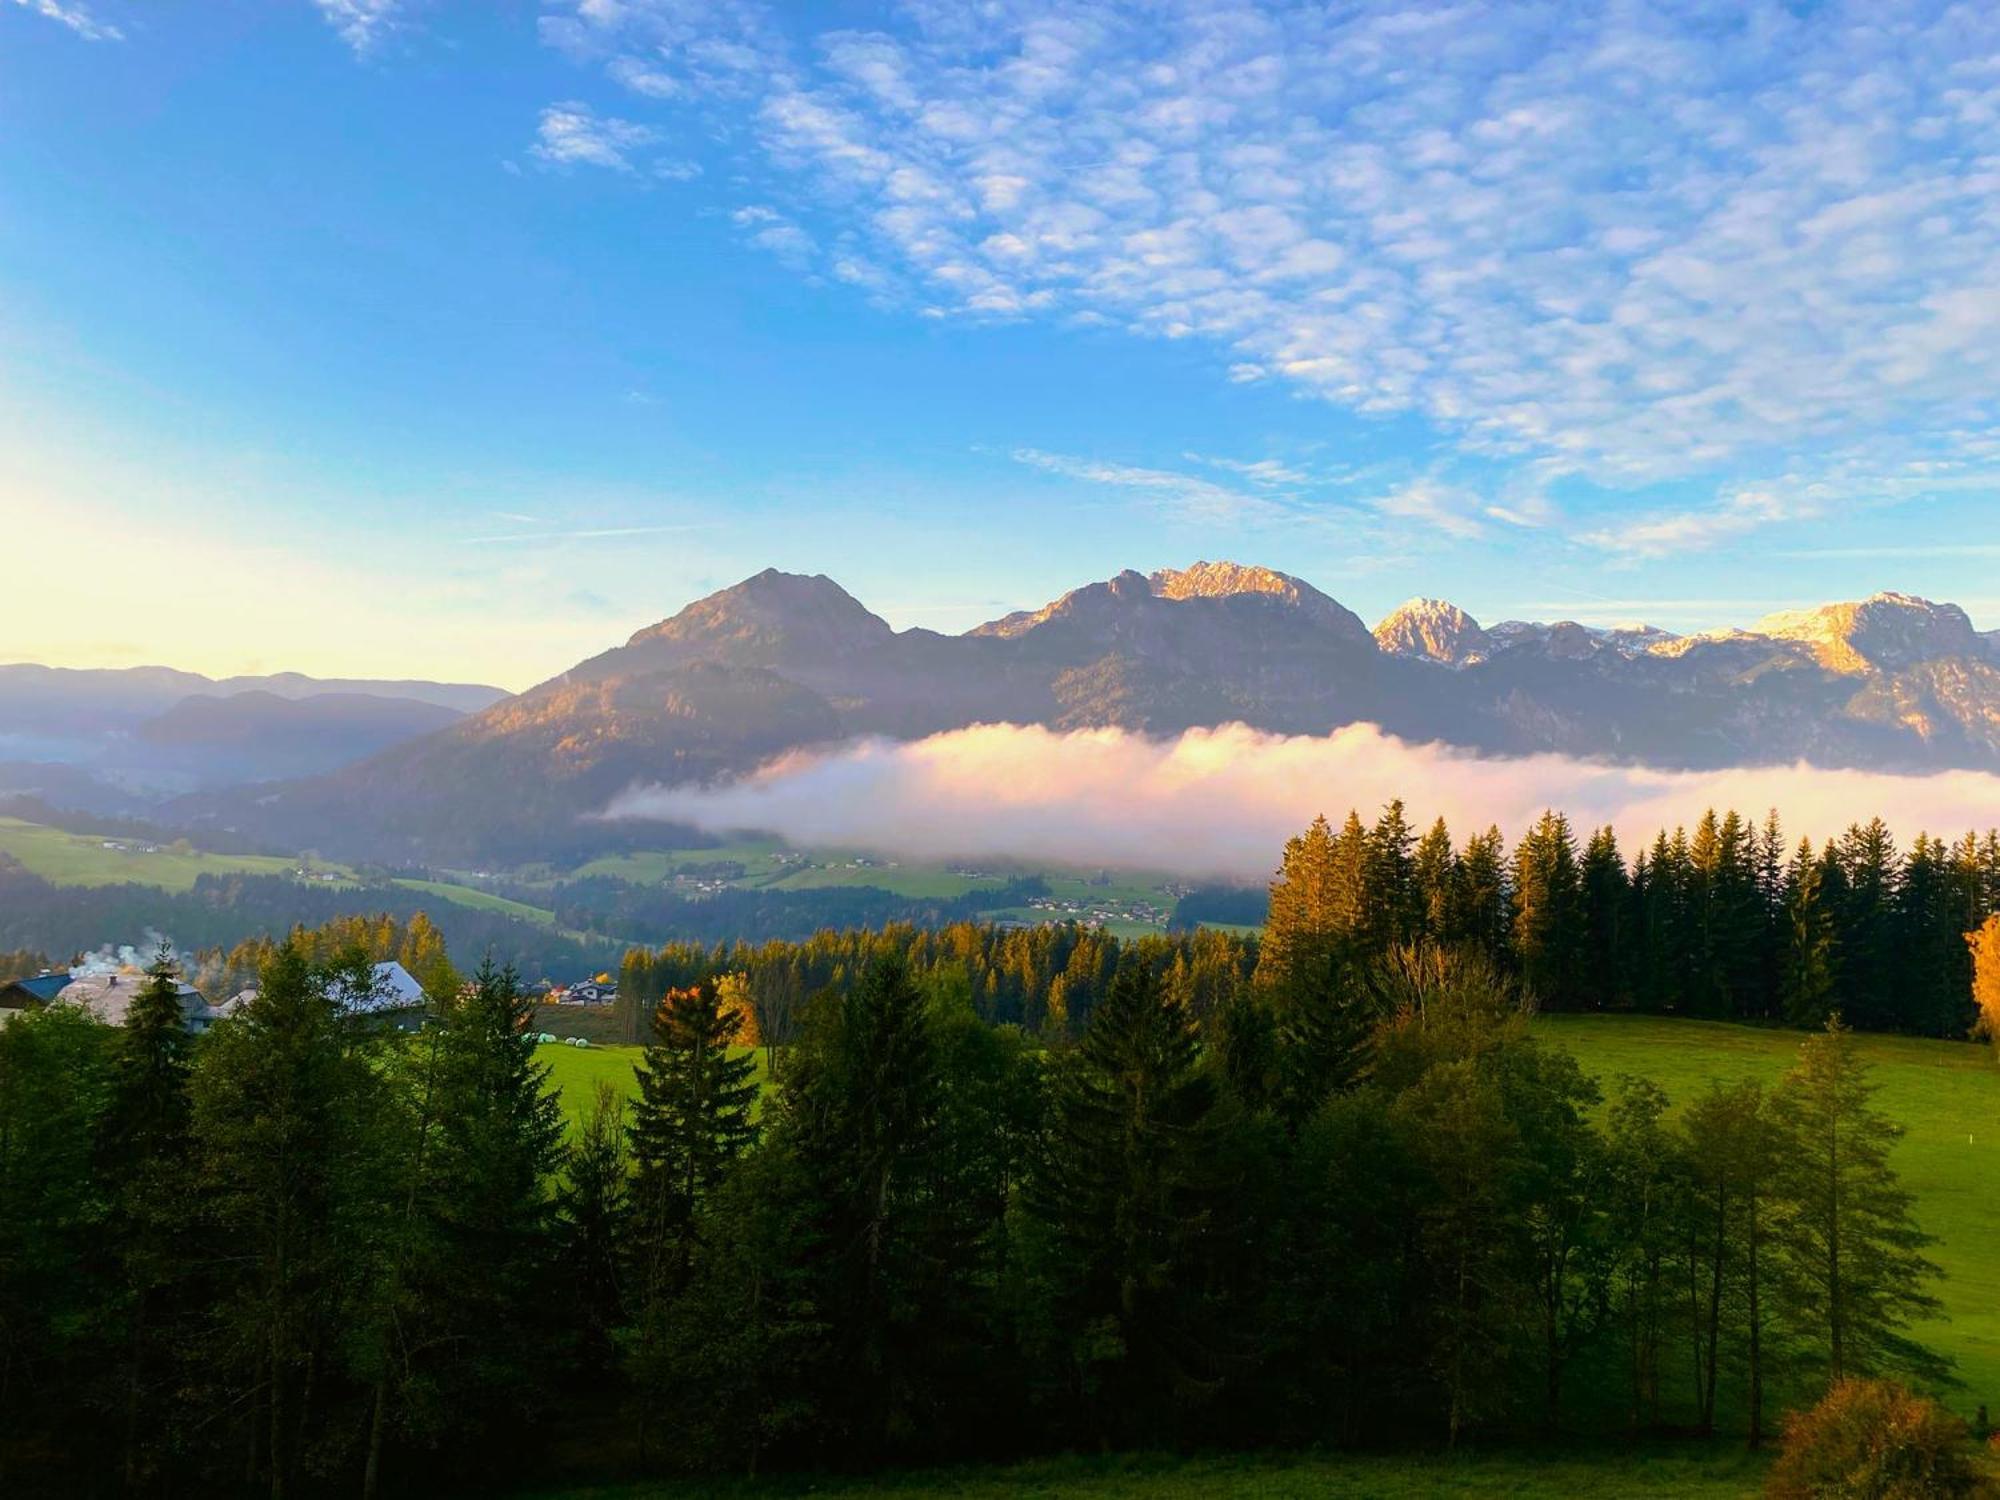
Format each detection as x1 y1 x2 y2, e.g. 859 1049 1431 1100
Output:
58 970 216 1030
222 958 431 1031
0 971 72 1023
330 959 432 1030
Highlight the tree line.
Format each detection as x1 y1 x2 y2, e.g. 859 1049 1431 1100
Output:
1254 804 1999 1038
613 801 2000 1051
5 908 1953 1494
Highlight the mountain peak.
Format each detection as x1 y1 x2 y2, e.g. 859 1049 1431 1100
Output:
1148 561 1313 605
1373 598 1492 668
1752 591 1982 673
596 569 892 676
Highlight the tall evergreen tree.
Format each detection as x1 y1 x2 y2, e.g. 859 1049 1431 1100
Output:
1834 820 1900 1031
1579 826 1631 1009
1780 840 1839 1029
1512 811 1583 1008
190 943 385 1500
1770 1019 1944 1386
102 942 199 1490
1029 960 1230 1444
627 978 761 1456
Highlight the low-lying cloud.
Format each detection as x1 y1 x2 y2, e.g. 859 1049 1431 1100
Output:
604 723 2000 883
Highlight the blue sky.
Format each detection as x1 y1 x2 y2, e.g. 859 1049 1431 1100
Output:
5 0 1999 688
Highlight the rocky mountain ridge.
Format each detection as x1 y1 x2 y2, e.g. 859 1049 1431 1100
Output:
172 567 2000 863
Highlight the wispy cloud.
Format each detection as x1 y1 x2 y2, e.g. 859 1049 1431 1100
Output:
1367 475 1551 542
545 0 2000 523
464 522 712 545
1011 447 1292 526
11 0 121 41
531 102 661 172
311 0 399 56
1186 453 1309 487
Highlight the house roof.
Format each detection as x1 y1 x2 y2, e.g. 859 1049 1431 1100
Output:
0 973 71 1007
58 972 206 1028
326 960 429 1015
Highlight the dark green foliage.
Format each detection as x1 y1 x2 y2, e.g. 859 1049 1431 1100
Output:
1027 961 1232 1446
0 811 1972 1493
1769 1020 1946 1387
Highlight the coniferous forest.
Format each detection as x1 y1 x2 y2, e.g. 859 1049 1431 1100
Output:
0 808 1989 1496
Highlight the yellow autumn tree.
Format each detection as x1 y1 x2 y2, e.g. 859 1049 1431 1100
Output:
1966 913 2000 1049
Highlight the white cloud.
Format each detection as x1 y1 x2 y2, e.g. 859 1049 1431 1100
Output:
531 102 661 172
312 0 399 55
11 0 120 41
1188 453 1308 486
605 721 2000 882
544 0 2000 514
1011 446 1292 526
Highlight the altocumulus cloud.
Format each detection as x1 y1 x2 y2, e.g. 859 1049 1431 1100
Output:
540 0 2000 531
603 723 2000 882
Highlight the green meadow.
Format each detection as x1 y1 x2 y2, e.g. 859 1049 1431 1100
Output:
0 815 333 892
537 1443 1777 1500
537 1014 2000 1416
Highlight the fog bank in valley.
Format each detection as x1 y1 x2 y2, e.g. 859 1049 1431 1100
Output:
604 722 2000 882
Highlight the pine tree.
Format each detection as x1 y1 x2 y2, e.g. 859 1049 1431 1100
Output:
1834 820 1899 1031
626 978 761 1455
1029 959 1228 1444
102 942 199 1489
1412 817 1457 944
560 1082 630 1376
1364 799 1418 952
191 942 385 1500
1579 826 1630 1009
364 958 567 1491
1451 825 1510 957
1780 840 1839 1028
1512 811 1583 1008
1770 1019 1945 1386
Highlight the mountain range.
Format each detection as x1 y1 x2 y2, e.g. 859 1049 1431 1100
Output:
149 563 2000 865
0 666 509 808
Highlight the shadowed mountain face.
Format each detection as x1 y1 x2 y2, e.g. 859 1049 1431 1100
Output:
134 691 466 783
173 566 2000 864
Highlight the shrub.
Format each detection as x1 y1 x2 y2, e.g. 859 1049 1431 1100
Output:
1766 1378 1987 1499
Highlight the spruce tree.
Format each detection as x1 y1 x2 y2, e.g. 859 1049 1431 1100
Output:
1770 1019 1944 1385
559 1082 630 1377
1030 959 1228 1444
191 942 384 1500
626 977 761 1456
1512 811 1583 1008
1780 840 1839 1028
102 942 199 1489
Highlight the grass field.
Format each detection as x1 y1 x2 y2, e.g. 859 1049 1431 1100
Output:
534 1040 768 1132
1538 1014 2000 1410
391 877 557 926
535 1014 2000 1415
537 1443 1776 1499
0 815 339 891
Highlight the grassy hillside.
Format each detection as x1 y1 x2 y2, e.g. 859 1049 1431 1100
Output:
0 815 338 891
1538 1014 2000 1408
391 876 557 926
535 1443 1775 1499
536 1014 2000 1413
